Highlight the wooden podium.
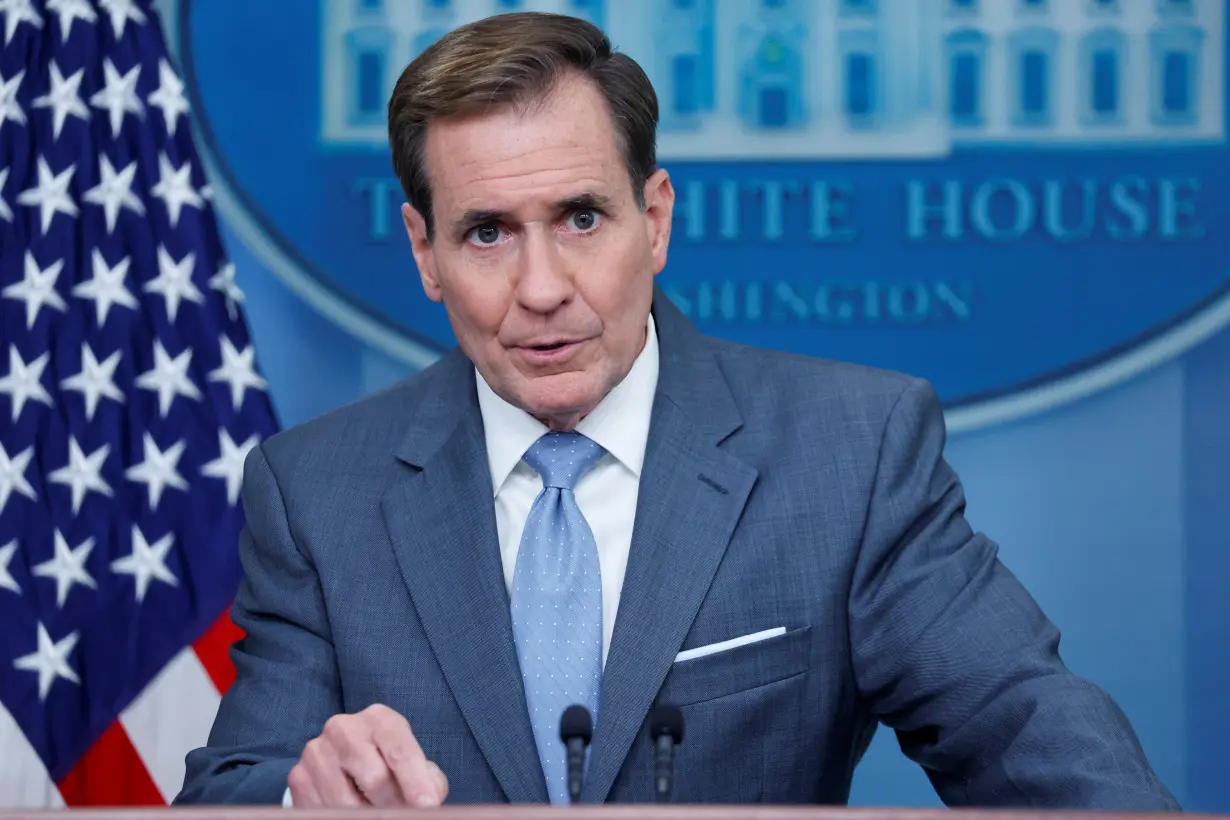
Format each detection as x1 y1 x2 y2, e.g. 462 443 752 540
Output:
0 808 1220 820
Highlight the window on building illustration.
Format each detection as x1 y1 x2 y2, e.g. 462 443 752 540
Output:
1008 28 1057 126
761 87 788 127
1092 50 1119 113
1157 0 1193 16
841 0 877 14
846 53 875 117
1149 25 1202 125
1162 51 1191 113
1021 51 1047 115
673 55 699 115
357 52 382 114
945 29 987 126
951 53 979 119
1079 28 1124 123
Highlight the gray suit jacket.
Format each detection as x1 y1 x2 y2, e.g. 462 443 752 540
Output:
176 291 1178 808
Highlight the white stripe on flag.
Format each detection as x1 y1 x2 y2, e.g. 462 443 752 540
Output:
0 699 65 808
120 648 223 802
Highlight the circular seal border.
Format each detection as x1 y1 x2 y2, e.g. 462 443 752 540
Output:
166 0 1230 434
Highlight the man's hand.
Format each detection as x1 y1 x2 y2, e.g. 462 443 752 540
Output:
287 705 449 807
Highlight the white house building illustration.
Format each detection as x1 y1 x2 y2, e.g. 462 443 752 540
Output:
319 0 1224 160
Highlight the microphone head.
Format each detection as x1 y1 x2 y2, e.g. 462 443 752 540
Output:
649 704 684 743
559 704 593 744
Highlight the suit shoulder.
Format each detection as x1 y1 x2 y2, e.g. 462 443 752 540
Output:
705 335 928 416
257 364 439 467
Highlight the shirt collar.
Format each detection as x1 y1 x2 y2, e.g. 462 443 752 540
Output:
476 313 660 495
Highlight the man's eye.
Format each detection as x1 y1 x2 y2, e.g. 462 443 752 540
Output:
470 225 502 245
569 210 599 232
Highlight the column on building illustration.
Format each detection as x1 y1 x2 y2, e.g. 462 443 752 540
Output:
653 0 717 132
736 0 809 130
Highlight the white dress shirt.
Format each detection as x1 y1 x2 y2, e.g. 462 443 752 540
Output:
476 314 659 667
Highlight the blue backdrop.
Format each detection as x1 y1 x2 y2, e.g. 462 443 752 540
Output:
159 0 1230 810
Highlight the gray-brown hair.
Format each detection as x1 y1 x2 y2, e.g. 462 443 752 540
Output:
387 12 659 240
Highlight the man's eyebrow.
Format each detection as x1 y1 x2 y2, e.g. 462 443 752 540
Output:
452 193 615 235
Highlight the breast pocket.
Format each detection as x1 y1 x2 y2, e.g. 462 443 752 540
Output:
657 625 812 707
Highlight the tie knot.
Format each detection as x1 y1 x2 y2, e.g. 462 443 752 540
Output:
523 432 605 490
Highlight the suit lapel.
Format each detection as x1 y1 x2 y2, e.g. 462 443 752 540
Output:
380 352 547 803
581 294 759 803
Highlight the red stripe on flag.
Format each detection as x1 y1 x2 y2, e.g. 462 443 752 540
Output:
57 720 165 806
193 610 244 692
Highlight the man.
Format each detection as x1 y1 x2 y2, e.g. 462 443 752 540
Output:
176 12 1177 809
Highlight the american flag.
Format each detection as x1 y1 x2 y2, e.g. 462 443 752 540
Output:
0 0 279 806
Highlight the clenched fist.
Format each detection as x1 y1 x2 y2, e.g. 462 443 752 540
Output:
288 704 449 807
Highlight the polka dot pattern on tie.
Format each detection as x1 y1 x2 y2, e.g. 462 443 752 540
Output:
510 431 605 805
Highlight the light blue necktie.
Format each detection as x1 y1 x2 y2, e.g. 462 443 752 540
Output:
510 431 605 804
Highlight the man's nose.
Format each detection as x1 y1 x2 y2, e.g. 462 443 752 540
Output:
514 228 574 313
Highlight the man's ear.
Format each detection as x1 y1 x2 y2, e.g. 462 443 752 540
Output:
403 202 442 302
642 169 674 275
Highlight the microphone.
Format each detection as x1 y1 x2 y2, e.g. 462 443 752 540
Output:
559 704 593 804
649 704 684 803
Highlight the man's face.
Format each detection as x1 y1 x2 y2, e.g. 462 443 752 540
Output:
401 74 674 430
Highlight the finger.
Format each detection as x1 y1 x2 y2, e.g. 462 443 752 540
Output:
287 762 323 808
426 760 449 802
303 736 367 807
336 733 405 807
371 715 440 807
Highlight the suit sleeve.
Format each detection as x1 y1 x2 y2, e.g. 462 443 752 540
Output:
174 443 341 805
847 378 1179 810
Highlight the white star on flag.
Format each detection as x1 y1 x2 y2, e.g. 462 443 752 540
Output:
16 156 78 234
73 249 139 325
208 262 245 321
84 154 144 233
0 167 12 222
137 341 202 417
0 540 20 594
111 525 178 603
144 245 204 321
12 623 80 702
98 0 145 38
45 0 97 42
209 336 268 411
124 433 188 511
0 442 36 511
61 343 125 421
150 152 203 228
201 428 260 506
49 438 113 514
3 252 68 328
0 346 53 421
32 531 97 608
0 68 25 128
148 59 189 136
1 0 41 46
89 57 143 135
32 61 90 139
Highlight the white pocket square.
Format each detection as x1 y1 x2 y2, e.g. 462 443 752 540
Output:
674 626 787 663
